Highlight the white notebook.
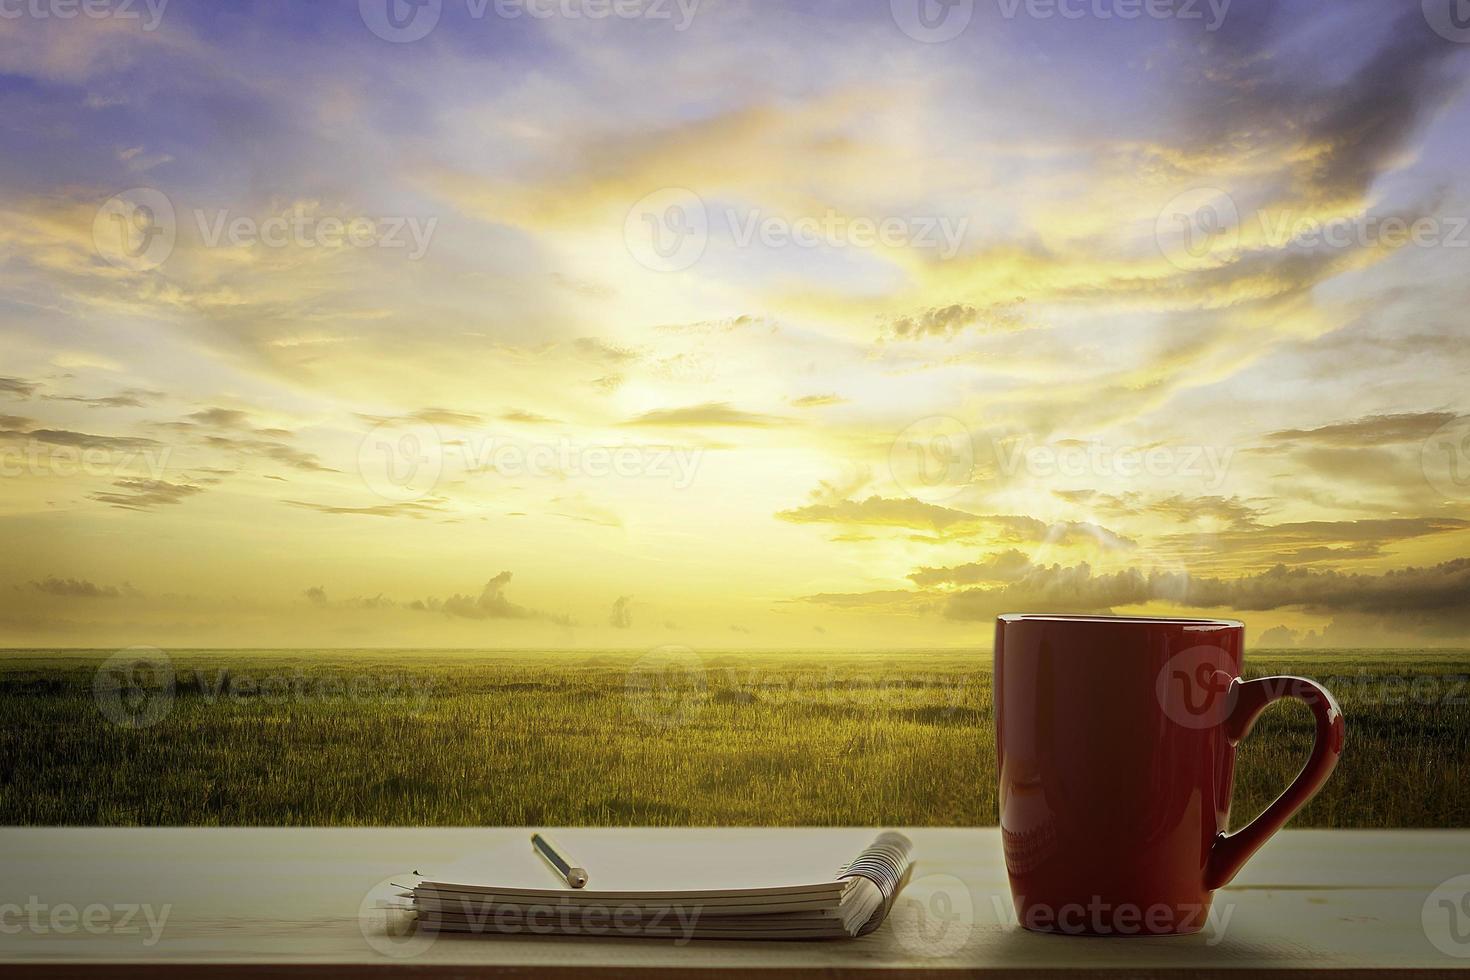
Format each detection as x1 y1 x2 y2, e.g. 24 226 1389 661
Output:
384 831 914 940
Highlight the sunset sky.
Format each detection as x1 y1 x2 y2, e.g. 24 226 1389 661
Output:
2 0 1469 648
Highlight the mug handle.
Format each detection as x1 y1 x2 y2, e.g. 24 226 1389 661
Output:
1204 675 1346 890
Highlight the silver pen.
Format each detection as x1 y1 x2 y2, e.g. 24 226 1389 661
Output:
531 833 588 888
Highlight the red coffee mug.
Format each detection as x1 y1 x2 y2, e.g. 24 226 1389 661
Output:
994 614 1344 936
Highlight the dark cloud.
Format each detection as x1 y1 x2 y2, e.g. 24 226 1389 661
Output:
858 552 1470 639
1159 517 1470 565
1169 9 1464 209
203 435 332 472
412 571 572 625
26 429 163 451
610 595 633 629
48 388 163 410
624 402 790 428
90 479 206 510
154 408 332 472
1268 412 1459 447
30 576 127 598
187 408 255 429
0 415 34 432
302 585 395 610
909 549 1034 587
1187 559 1470 623
883 303 1024 340
0 377 37 398
1055 490 1265 528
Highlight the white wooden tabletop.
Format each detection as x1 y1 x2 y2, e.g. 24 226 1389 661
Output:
1 827 1467 976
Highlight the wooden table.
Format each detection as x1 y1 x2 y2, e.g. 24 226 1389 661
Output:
1 828 1466 977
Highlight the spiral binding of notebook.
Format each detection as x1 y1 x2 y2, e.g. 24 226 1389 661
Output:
384 831 916 941
839 831 915 937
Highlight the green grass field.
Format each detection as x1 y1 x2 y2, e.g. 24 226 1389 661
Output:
1 649 1466 826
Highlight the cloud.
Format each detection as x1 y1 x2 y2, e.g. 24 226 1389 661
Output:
47 388 163 409
155 408 334 472
623 402 791 428
502 409 561 425
791 393 847 408
1055 490 1265 529
884 554 1470 639
358 408 485 427
909 549 1035 587
590 374 625 394
0 377 37 398
203 435 332 472
1258 625 1300 647
285 499 447 519
777 494 1135 550
302 585 395 610
89 478 207 511
0 414 34 432
30 576 127 598
24 429 163 451
882 303 1028 340
779 495 977 532
610 595 633 629
574 337 639 363
1267 412 1460 447
1158 516 1470 567
796 589 938 614
549 494 624 529
186 408 258 429
413 571 571 625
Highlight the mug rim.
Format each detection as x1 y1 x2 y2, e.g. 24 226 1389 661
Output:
997 612 1243 629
